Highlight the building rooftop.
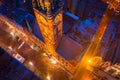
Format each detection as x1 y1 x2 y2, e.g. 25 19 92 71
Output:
57 35 83 60
33 0 63 16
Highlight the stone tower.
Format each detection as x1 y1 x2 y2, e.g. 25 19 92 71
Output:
33 0 63 56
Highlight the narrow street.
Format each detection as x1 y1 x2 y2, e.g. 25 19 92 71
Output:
0 16 74 80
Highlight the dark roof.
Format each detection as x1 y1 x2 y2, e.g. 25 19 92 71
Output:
56 35 83 60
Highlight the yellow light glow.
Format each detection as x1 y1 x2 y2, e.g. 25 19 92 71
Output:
29 61 33 66
30 45 34 49
47 75 51 80
88 59 92 64
8 46 13 51
50 58 57 64
10 32 15 37
43 53 47 56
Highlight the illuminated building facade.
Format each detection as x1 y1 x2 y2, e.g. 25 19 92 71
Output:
33 0 63 56
0 0 120 80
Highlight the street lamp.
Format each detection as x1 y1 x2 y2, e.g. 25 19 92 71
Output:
29 61 34 66
88 59 92 64
50 58 57 64
8 46 14 53
10 32 15 37
86 59 93 71
30 44 35 50
10 32 14 36
47 75 51 80
43 53 48 57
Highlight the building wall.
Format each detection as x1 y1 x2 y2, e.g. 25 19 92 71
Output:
34 8 63 56
101 20 120 64
113 24 120 63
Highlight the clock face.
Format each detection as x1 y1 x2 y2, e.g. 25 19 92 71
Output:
54 14 61 25
39 15 47 24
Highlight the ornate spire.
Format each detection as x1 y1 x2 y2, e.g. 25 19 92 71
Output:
44 0 51 16
33 0 63 16
39 0 45 10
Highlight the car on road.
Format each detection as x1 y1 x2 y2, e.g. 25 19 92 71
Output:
13 53 25 63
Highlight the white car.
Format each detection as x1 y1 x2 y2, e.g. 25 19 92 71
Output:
14 53 25 63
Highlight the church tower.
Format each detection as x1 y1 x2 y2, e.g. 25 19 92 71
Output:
33 0 63 56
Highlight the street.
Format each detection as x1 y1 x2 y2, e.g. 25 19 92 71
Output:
0 16 74 80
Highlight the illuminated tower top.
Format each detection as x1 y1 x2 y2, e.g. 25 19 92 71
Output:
33 0 63 17
33 0 63 55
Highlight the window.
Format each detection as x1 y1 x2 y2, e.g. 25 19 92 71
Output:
54 26 60 41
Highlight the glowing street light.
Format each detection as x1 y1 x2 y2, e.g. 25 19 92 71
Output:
47 75 51 80
10 32 15 37
30 44 35 50
43 53 47 57
50 58 57 64
29 61 34 66
86 59 93 71
88 59 92 64
8 46 13 52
